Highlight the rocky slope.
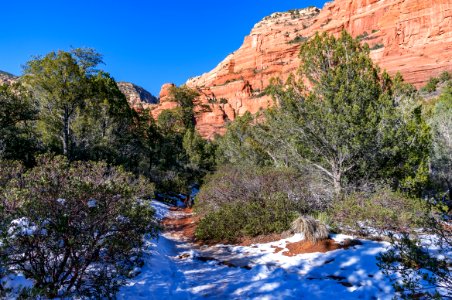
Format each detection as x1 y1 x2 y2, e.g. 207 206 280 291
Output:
117 82 158 109
153 0 452 138
0 71 17 85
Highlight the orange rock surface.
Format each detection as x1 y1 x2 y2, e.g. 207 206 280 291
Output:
150 83 179 119
152 0 452 138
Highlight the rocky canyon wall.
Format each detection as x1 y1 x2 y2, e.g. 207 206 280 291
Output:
156 0 452 138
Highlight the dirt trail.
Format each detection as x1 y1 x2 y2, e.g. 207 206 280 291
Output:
118 201 396 299
161 207 198 242
161 206 349 256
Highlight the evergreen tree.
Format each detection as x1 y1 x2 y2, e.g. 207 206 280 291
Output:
430 86 452 201
216 112 271 167
168 85 199 130
22 48 137 165
23 49 94 158
71 71 136 164
0 84 38 165
183 128 216 174
267 31 430 196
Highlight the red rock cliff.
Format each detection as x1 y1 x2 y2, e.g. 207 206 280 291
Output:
155 0 452 139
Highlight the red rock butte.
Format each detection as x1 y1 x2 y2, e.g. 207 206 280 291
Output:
152 0 452 139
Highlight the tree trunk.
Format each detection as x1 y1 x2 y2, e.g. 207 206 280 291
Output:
63 108 70 158
332 167 342 198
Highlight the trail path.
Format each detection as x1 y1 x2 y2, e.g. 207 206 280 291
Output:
118 201 395 299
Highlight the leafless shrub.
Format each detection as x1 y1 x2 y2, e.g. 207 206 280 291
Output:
196 165 329 215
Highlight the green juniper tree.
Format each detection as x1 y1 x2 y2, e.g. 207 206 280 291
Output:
0 84 38 165
266 31 430 196
71 71 136 165
22 48 138 167
216 112 271 167
23 49 95 158
430 86 452 202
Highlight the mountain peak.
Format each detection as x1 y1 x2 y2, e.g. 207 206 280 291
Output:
117 82 158 108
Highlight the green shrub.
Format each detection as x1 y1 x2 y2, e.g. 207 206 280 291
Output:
288 36 308 44
439 71 451 82
330 188 428 235
219 98 228 105
377 217 452 299
195 193 298 243
422 77 440 93
370 43 384 50
356 31 369 41
195 166 326 243
1 155 159 298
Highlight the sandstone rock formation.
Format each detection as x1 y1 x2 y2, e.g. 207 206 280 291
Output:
117 82 158 109
152 0 452 139
150 83 179 119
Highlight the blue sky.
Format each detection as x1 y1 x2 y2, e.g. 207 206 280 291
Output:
1 0 327 95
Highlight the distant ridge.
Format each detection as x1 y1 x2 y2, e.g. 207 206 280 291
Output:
117 82 159 108
0 70 17 85
0 70 16 77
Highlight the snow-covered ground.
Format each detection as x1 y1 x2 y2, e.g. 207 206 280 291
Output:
3 200 447 299
118 201 396 299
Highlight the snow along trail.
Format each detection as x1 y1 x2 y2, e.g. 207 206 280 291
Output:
118 201 396 299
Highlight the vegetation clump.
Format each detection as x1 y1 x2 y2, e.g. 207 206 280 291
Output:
370 43 384 50
288 35 308 44
422 76 441 93
330 187 429 236
378 217 452 299
290 216 329 242
267 31 430 196
195 166 321 243
196 31 434 246
0 156 158 298
356 31 369 41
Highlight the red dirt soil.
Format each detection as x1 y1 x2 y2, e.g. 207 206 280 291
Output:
282 238 362 256
161 207 199 242
162 206 358 256
282 239 343 256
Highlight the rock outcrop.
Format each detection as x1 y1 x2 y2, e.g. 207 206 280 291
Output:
152 0 452 139
0 71 17 85
308 0 452 87
117 82 158 109
150 83 179 119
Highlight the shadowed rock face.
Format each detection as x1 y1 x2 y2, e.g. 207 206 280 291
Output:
153 0 452 139
117 82 158 109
